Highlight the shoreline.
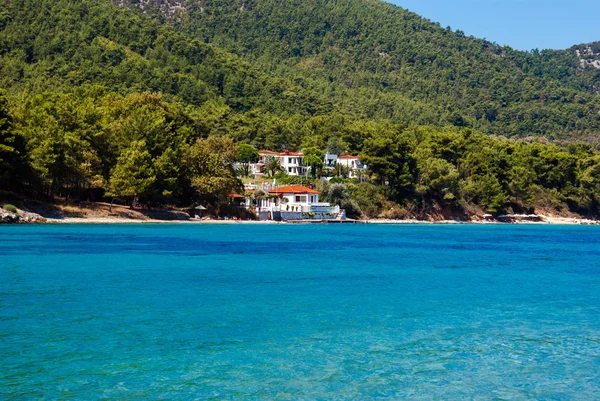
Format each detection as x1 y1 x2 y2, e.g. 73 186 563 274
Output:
4 216 597 225
2 202 598 226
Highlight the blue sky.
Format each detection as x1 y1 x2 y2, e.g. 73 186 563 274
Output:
392 0 600 51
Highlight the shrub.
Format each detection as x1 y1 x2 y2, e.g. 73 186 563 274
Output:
328 183 349 205
245 209 258 220
3 204 18 214
379 201 414 219
348 183 388 218
329 177 346 184
341 199 361 219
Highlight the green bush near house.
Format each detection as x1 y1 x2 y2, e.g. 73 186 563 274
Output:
2 204 18 214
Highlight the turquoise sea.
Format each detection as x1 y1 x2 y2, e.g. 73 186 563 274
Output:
1 224 600 399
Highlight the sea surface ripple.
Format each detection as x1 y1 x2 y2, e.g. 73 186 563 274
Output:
1 224 600 399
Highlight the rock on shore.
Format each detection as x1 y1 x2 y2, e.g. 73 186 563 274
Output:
0 208 47 224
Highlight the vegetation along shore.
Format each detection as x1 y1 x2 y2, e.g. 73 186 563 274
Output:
1 199 598 225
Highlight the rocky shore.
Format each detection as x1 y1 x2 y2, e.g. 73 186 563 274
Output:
0 208 47 224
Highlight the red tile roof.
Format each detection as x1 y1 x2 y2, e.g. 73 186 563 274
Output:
269 185 320 195
258 150 304 157
228 193 246 199
338 155 359 159
278 151 304 157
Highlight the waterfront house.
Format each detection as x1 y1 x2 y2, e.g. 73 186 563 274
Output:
227 193 246 207
269 185 321 211
256 185 344 220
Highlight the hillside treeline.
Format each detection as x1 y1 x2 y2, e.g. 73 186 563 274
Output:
172 0 600 139
1 0 600 141
2 88 600 218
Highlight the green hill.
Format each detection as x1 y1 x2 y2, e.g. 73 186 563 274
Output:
0 0 334 115
117 0 600 140
2 0 600 140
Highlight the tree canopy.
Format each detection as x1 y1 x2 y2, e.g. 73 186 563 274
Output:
107 140 156 203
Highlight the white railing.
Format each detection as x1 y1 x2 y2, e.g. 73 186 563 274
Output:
258 203 338 214
310 205 339 214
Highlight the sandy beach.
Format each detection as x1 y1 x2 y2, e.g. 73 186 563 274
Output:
45 217 282 224
38 215 599 225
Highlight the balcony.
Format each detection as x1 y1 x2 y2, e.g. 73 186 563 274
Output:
310 204 340 214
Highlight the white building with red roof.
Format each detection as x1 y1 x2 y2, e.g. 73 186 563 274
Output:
248 149 368 179
269 185 321 209
257 185 343 220
336 155 369 178
258 150 308 177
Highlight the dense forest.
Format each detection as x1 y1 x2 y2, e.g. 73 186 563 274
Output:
1 0 600 218
175 0 600 139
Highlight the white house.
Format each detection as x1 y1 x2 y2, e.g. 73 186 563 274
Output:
324 153 338 168
256 185 341 217
278 151 307 176
336 155 368 178
270 185 320 211
251 150 369 179
258 150 308 177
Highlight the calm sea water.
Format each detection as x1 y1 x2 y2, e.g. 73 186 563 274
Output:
1 224 600 399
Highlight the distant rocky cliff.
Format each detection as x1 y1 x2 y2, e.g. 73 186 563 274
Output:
575 43 600 69
115 0 187 18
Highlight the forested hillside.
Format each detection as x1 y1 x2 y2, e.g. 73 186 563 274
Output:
2 0 600 140
0 0 332 115
2 0 600 219
133 0 600 140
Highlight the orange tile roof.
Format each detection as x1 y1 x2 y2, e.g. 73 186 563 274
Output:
258 150 304 157
228 193 246 199
278 151 304 157
338 155 359 159
269 185 320 195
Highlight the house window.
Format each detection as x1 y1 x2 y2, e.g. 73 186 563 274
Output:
295 195 307 203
